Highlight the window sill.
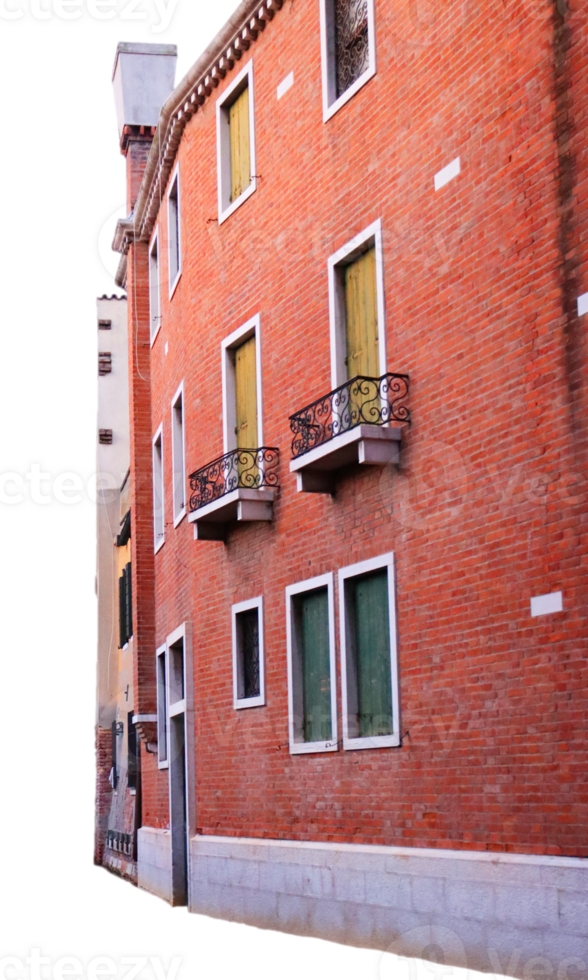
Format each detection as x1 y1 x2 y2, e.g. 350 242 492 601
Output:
343 733 401 751
154 536 165 555
290 739 338 755
169 269 182 302
173 507 186 529
218 180 257 226
290 424 403 494
235 695 265 710
323 66 376 123
150 323 162 349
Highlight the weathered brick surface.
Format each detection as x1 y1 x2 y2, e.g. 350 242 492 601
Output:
94 726 113 864
126 0 587 853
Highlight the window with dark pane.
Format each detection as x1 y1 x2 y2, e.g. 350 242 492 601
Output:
335 0 369 98
236 608 260 701
292 587 332 743
157 650 168 764
118 563 132 648
127 711 139 792
345 568 392 738
168 174 180 285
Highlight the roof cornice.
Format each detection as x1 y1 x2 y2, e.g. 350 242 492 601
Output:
113 0 284 271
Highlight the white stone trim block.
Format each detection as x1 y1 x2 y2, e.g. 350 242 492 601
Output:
277 72 294 99
531 591 563 617
138 827 172 903
435 157 461 191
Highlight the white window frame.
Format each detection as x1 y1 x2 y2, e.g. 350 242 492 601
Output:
216 60 257 225
167 164 182 300
338 552 400 751
328 218 386 390
149 226 161 346
156 643 169 769
165 621 196 845
285 573 338 755
152 425 165 554
232 596 265 710
320 0 377 123
221 313 263 453
171 381 186 527
167 624 187 712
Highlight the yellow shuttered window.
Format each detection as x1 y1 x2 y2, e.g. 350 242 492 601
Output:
229 86 251 203
344 246 379 379
235 336 258 482
345 247 380 424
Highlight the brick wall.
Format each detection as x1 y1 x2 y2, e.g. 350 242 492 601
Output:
128 0 587 854
94 726 112 865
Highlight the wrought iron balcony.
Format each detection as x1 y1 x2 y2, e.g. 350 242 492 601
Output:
188 447 279 541
289 373 410 494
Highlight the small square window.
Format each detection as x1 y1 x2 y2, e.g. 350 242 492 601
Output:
232 597 265 709
320 0 376 121
216 61 257 224
339 553 400 750
285 574 338 754
167 168 182 298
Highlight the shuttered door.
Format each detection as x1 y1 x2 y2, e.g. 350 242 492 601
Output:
235 336 258 483
299 588 332 743
351 569 392 738
229 86 251 203
345 246 379 379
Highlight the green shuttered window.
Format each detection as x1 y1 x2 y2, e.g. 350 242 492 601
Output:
339 553 400 750
347 570 392 738
286 575 336 753
118 563 132 648
295 588 332 743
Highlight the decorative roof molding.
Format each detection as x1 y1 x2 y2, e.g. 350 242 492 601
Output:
112 0 284 271
94 289 127 304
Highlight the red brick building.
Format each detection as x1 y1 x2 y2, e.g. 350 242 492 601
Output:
104 1 588 973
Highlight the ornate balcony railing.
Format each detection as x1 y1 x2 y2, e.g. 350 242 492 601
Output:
289 373 410 460
188 447 279 513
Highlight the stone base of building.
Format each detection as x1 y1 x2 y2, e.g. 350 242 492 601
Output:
137 827 172 903
103 849 138 885
188 836 588 980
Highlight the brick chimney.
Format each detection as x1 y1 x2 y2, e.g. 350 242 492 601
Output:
112 42 178 210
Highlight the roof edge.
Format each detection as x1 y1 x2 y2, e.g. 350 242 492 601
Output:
114 0 284 256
